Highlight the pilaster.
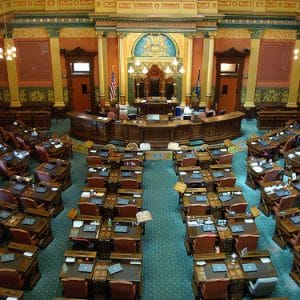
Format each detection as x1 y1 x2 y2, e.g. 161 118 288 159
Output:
47 28 64 107
245 29 264 108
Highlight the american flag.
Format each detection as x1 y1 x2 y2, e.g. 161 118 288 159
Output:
109 68 117 101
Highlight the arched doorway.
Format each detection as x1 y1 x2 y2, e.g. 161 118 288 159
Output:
214 47 249 113
61 47 97 114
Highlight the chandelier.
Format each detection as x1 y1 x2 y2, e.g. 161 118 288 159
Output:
0 11 16 60
164 58 185 75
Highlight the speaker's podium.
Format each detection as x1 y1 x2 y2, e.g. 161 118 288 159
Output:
134 97 178 115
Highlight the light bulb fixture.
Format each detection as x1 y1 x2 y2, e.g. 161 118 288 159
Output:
172 57 178 66
142 66 148 75
128 66 135 74
179 66 185 74
134 58 141 67
0 11 17 61
165 65 172 74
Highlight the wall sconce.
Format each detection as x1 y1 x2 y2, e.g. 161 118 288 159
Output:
293 48 299 60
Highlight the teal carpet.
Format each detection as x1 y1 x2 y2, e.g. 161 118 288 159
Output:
0 118 299 299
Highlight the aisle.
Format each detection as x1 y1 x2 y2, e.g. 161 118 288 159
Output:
141 160 193 300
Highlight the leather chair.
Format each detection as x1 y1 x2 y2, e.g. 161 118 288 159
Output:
218 177 236 188
86 155 103 165
35 145 51 162
0 126 9 142
235 234 259 252
79 202 99 216
117 205 138 218
227 203 247 214
181 157 197 167
35 170 56 184
248 277 278 297
0 188 16 204
200 278 229 300
7 132 20 149
193 234 217 254
10 228 39 246
109 280 137 300
186 204 208 217
120 179 139 189
289 232 300 248
61 277 88 299
0 160 17 179
279 137 294 156
71 237 94 251
218 153 233 164
258 170 282 187
20 196 46 211
16 136 32 152
87 176 105 188
113 237 137 253
0 268 25 289
271 194 297 215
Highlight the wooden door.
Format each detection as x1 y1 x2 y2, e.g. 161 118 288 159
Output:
218 76 238 113
71 75 91 113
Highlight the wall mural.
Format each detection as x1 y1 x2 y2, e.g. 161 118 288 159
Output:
19 87 54 108
0 88 10 108
133 33 177 57
254 87 289 107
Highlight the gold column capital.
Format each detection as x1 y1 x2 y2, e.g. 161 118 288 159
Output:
250 29 264 39
46 28 60 38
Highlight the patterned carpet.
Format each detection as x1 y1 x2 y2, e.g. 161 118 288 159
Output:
1 118 299 299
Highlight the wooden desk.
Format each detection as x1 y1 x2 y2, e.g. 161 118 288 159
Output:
134 97 178 115
290 245 300 285
0 287 24 299
60 250 97 280
69 111 245 149
273 208 300 249
0 248 41 289
179 168 213 190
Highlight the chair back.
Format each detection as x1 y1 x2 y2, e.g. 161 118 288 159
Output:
182 157 197 167
0 160 12 178
10 228 38 246
274 194 297 213
7 132 20 149
193 234 217 254
118 205 138 218
35 170 52 183
71 237 94 251
87 176 105 188
126 142 139 150
113 238 137 253
249 277 278 297
109 280 137 300
235 234 259 252
0 188 15 203
0 126 9 142
201 278 229 299
16 136 30 151
218 177 236 188
35 145 50 162
228 203 247 214
0 268 25 289
61 277 88 299
262 170 282 183
187 204 208 216
120 179 139 189
290 232 300 247
79 202 99 216
20 196 39 209
87 155 103 165
218 154 233 164
282 137 295 153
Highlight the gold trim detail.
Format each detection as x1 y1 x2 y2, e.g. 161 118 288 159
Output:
262 29 296 39
13 28 48 39
216 29 251 39
60 28 97 38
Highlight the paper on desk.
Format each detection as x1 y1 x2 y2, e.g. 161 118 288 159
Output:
179 171 187 175
250 162 258 167
73 220 84 228
90 149 97 153
88 168 97 172
187 220 199 227
137 152 143 155
136 211 152 223
244 219 254 223
90 221 100 226
81 192 90 198
130 260 141 265
260 257 271 263
24 251 33 257
54 143 63 149
135 171 142 174
51 187 58 191
133 194 142 198
65 256 76 263
288 153 296 159
252 166 263 173
196 261 206 266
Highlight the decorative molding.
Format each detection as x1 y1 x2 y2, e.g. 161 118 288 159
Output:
60 28 97 38
240 87 247 104
216 28 251 39
19 87 55 107
63 87 69 105
94 87 100 105
0 88 10 108
251 29 264 39
46 28 60 38
13 28 49 39
254 87 289 104
262 29 296 39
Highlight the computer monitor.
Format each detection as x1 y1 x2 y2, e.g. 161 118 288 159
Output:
147 114 160 121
